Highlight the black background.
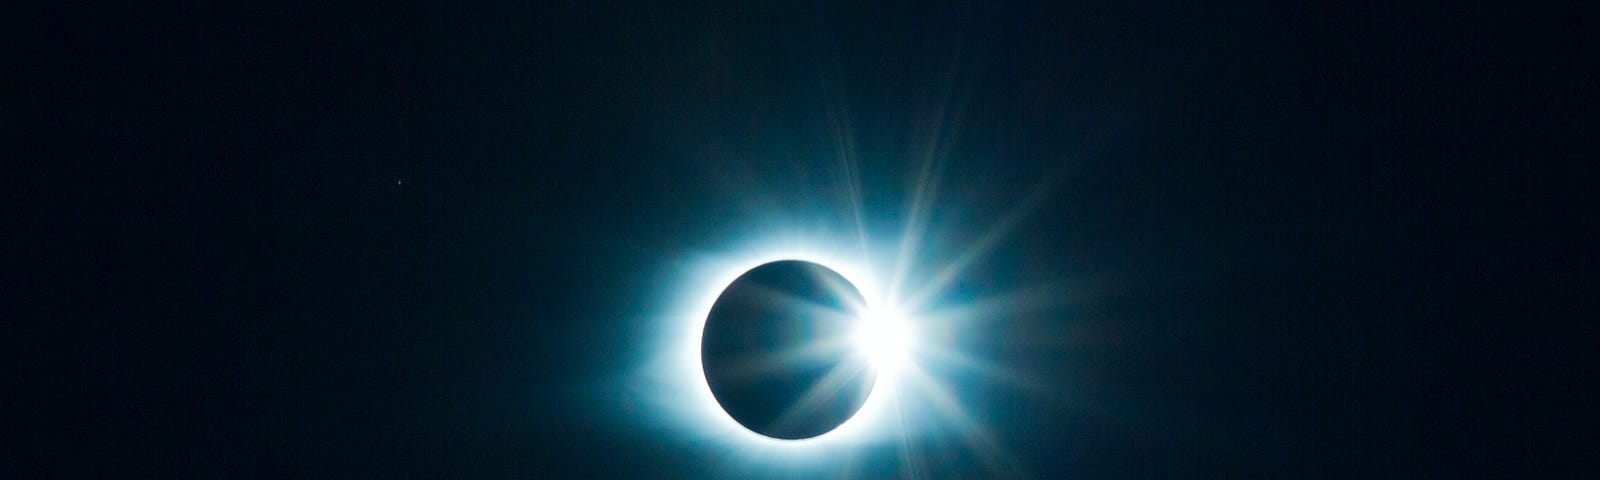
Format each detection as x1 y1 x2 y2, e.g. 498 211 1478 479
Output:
7 1 1596 477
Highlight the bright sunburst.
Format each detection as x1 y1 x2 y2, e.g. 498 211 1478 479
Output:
854 302 913 373
634 218 1048 476
630 50 1067 475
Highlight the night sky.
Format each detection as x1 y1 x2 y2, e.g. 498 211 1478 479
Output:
8 1 1596 477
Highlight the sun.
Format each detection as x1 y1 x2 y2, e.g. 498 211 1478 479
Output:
636 224 1033 474
639 232 910 455
853 303 914 373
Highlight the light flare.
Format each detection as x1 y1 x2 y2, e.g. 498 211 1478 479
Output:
853 303 914 373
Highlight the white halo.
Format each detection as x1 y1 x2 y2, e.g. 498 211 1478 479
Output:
641 231 912 462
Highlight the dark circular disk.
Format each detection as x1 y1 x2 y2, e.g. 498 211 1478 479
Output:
701 260 877 440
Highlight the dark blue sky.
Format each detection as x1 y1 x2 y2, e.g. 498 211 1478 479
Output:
7 1 1595 477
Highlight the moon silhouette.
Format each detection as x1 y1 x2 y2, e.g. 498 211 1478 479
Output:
700 260 877 440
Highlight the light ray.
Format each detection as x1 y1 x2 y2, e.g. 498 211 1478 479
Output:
633 39 1070 470
902 163 1072 311
768 359 873 434
710 337 856 381
635 201 1057 476
899 363 1031 478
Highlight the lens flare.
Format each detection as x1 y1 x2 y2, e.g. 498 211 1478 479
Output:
853 303 913 373
632 214 1050 477
630 141 1067 475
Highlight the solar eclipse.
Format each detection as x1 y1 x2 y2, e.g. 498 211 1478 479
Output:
700 260 879 439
